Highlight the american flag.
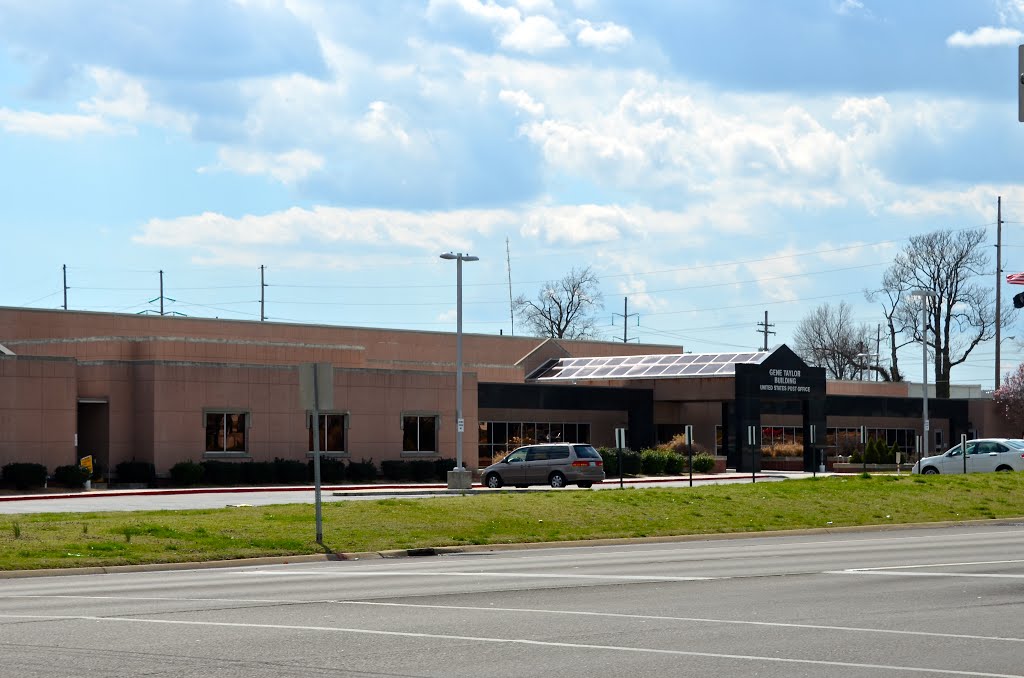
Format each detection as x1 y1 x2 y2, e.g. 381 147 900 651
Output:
1007 273 1024 285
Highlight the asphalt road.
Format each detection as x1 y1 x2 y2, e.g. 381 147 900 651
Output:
2 522 1023 677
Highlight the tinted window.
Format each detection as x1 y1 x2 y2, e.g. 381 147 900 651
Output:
573 445 601 459
526 448 548 462
548 446 570 460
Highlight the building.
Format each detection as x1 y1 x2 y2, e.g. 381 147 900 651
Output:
0 306 1010 478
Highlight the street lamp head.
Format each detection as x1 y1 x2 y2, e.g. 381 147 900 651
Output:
439 252 480 262
911 288 937 300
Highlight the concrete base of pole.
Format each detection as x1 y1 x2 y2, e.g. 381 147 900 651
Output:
447 469 473 490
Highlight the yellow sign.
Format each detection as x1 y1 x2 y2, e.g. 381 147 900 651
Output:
79 455 93 474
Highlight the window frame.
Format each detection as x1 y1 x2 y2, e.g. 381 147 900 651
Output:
202 409 252 457
307 410 350 457
401 412 439 456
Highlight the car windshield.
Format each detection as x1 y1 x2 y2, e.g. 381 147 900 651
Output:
1005 440 1024 450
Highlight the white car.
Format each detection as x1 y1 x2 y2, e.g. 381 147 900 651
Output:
912 438 1024 474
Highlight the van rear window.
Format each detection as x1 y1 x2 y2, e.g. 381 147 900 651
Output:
573 445 601 459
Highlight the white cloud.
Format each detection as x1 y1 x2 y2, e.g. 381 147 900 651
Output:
498 89 545 115
0 108 113 138
199 148 325 185
79 67 192 133
836 0 867 16
946 26 1024 47
428 0 568 53
354 101 412 146
575 20 633 51
500 14 569 53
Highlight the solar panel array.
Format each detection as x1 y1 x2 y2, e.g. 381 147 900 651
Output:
530 351 770 381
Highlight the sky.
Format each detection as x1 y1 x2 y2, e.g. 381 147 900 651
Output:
2 0 1024 389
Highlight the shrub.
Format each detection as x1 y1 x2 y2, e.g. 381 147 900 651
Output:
664 453 684 475
2 463 48 490
273 458 308 484
53 464 91 488
691 453 715 474
657 434 709 457
169 461 205 487
598 448 618 476
315 457 347 483
348 458 377 482
200 460 244 485
621 450 642 476
114 460 156 485
640 449 668 475
434 458 457 480
849 450 864 464
409 459 436 481
763 442 803 458
381 460 411 480
241 461 275 485
864 438 880 465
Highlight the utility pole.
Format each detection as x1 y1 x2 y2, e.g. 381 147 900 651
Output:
996 195 1003 389
757 311 776 351
159 270 164 316
260 265 267 321
62 264 68 310
875 323 881 382
506 238 514 336
613 297 639 343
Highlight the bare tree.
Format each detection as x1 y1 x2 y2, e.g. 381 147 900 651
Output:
994 363 1024 437
864 285 915 383
792 301 875 379
513 266 604 339
881 228 1010 398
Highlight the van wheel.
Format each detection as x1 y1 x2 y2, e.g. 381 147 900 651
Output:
578 482 593 488
485 473 503 488
549 472 566 488
922 467 939 475
996 465 1014 472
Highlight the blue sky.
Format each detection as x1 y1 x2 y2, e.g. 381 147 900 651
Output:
2 0 1024 389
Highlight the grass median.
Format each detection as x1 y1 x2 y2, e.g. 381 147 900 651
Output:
3 473 1024 571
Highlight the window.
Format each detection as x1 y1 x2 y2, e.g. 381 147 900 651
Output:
403 414 437 453
477 421 592 467
205 412 248 453
308 413 347 453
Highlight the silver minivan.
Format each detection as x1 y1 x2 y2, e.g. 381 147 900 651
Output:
913 438 1024 474
480 443 605 489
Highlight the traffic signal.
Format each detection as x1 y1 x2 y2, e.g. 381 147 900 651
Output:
1013 291 1024 309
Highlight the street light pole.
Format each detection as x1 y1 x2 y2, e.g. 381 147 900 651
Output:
911 289 937 464
441 252 479 490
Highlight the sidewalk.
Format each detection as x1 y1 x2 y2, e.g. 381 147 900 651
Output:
0 471 809 503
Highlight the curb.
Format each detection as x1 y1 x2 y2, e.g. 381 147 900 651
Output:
2 516 1019 580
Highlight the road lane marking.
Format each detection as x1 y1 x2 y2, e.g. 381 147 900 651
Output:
829 571 1024 579
0 613 1019 677
240 570 712 581
4 595 1022 644
835 559 1024 571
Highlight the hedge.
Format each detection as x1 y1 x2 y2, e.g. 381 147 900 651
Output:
2 463 48 490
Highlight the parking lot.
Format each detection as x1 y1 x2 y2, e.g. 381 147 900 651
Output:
2 522 1023 677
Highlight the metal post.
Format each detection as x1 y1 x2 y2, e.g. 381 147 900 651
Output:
441 253 477 489
962 433 968 475
921 299 930 457
312 368 322 544
159 270 164 316
686 425 693 487
996 195 1002 389
62 264 67 310
455 255 464 471
811 424 817 478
